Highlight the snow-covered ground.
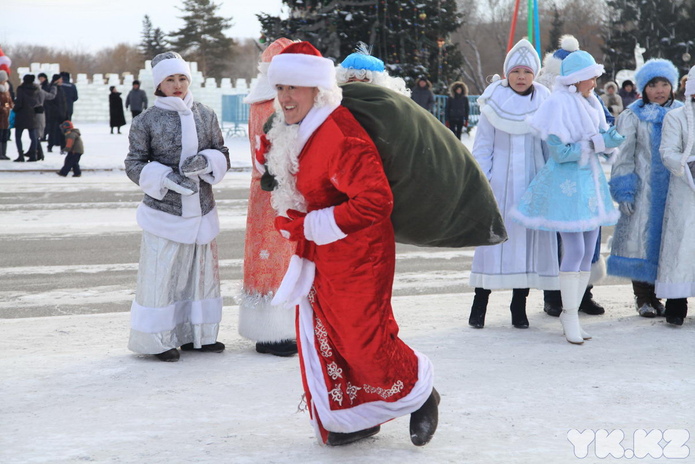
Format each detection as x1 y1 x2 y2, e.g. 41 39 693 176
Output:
1 124 693 464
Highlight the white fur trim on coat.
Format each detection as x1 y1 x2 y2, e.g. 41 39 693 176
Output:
304 206 347 245
237 291 296 342
197 148 228 185
139 161 173 200
297 296 434 434
271 255 316 307
136 204 220 245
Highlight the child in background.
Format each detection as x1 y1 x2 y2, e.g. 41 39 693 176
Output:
57 120 83 177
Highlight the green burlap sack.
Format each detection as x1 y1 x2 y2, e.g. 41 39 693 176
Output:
341 82 506 248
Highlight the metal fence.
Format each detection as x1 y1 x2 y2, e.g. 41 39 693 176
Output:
221 94 249 137
221 93 481 138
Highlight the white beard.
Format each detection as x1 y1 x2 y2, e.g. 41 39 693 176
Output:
266 110 308 217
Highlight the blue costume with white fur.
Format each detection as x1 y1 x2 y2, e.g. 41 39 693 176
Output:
512 51 621 232
607 59 682 283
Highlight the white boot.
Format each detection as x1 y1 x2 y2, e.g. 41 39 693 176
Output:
578 271 592 340
559 272 584 344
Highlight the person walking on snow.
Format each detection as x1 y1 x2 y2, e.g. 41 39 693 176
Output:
124 52 230 362
512 50 625 344
263 41 439 447
607 59 683 318
468 39 559 330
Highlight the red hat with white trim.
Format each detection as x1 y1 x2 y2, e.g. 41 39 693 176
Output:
267 41 336 90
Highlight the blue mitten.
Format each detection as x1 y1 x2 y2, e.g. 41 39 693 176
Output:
602 126 625 149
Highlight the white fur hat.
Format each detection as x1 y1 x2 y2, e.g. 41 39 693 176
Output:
151 51 192 90
268 41 336 90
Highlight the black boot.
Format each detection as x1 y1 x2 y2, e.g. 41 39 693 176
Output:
326 425 381 446
0 142 9 160
180 341 225 353
468 288 490 328
25 149 37 162
510 288 530 328
410 388 440 446
110 127 114 134
155 348 180 362
255 339 298 357
633 281 658 317
13 152 25 162
543 290 563 317
579 285 605 315
36 143 45 161
665 298 688 326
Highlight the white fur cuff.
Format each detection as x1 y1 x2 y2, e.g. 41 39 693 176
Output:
139 161 173 200
590 133 606 154
197 149 228 185
303 207 347 246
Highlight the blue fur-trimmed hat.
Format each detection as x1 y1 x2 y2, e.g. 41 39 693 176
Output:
340 52 385 72
557 50 604 86
634 58 679 94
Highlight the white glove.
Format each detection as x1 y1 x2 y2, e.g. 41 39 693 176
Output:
163 172 198 196
181 154 212 177
619 202 634 216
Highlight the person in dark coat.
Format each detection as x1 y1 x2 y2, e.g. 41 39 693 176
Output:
618 79 639 108
411 76 435 112
125 80 148 119
12 74 41 162
0 70 13 160
445 81 470 140
60 71 78 120
109 86 126 134
44 74 67 152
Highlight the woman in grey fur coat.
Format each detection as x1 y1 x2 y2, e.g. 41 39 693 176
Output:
124 52 230 362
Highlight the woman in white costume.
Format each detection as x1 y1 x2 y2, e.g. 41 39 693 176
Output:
656 64 695 326
468 39 559 329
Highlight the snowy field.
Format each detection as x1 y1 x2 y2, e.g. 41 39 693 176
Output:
1 123 693 463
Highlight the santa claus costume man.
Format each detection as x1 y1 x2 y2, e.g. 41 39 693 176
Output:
262 41 439 447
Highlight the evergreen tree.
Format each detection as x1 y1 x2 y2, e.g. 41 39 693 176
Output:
545 4 564 54
169 0 235 80
258 0 464 90
602 0 694 78
140 15 170 59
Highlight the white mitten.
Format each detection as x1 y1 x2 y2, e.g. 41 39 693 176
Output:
163 172 198 196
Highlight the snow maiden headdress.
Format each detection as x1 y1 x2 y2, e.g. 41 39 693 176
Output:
266 41 343 217
477 39 549 134
336 42 410 96
529 50 611 162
